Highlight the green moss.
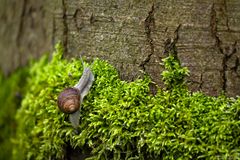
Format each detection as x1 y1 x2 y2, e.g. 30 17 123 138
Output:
11 43 240 159
0 67 29 160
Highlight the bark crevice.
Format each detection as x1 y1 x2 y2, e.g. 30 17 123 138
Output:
211 3 226 91
52 12 56 45
16 0 27 48
62 0 68 55
223 0 230 31
210 3 238 92
199 73 203 90
163 24 181 58
139 4 155 71
73 9 84 32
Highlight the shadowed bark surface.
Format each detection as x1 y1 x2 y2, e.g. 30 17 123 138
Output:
0 0 53 74
1 0 240 97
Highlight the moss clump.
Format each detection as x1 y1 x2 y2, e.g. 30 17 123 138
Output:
14 43 240 159
0 68 29 160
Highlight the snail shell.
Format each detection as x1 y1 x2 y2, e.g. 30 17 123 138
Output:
57 87 81 114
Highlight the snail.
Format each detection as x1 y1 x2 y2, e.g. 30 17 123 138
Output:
57 59 94 129
57 87 81 114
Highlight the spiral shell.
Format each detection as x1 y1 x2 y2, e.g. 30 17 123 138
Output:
57 87 81 114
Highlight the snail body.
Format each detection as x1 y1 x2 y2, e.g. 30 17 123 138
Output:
57 60 94 130
74 67 94 101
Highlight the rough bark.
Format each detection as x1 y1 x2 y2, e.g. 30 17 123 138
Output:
0 0 53 74
1 0 240 97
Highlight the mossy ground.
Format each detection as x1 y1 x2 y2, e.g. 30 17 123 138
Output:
0 43 240 159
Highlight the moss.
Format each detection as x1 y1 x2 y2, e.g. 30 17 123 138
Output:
0 67 29 160
10 43 240 159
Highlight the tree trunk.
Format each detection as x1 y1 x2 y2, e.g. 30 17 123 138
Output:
1 0 240 96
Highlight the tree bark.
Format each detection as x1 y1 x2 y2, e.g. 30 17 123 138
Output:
0 0 53 74
1 0 240 96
